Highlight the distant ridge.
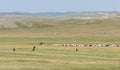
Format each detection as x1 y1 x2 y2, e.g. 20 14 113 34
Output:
0 11 120 29
0 11 74 16
0 11 120 18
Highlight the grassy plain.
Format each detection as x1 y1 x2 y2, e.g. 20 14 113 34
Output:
0 44 120 70
0 18 120 70
0 37 120 70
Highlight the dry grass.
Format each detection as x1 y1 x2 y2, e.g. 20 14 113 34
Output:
0 17 120 70
0 44 120 70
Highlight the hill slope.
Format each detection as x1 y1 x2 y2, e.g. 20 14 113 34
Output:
0 12 120 37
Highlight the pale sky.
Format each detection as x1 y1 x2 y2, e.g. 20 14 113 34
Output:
0 0 119 12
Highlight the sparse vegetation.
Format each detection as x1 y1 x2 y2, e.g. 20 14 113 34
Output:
0 44 120 70
0 13 120 70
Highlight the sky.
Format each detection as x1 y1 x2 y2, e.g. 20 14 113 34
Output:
0 0 119 12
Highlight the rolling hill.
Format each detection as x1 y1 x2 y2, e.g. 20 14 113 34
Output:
0 12 120 37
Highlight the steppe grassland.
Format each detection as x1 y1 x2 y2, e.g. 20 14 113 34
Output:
0 18 120 70
0 44 120 70
0 37 120 70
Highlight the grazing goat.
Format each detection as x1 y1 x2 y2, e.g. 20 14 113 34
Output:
76 48 78 51
32 46 36 51
13 48 16 51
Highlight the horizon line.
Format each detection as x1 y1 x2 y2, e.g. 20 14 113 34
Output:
0 11 120 13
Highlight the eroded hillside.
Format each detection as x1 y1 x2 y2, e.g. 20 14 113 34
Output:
0 12 120 37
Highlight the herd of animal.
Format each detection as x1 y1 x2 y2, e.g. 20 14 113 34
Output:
13 45 37 51
12 43 120 52
53 44 120 47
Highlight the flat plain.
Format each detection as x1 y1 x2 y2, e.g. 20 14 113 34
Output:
0 43 120 70
0 14 120 70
